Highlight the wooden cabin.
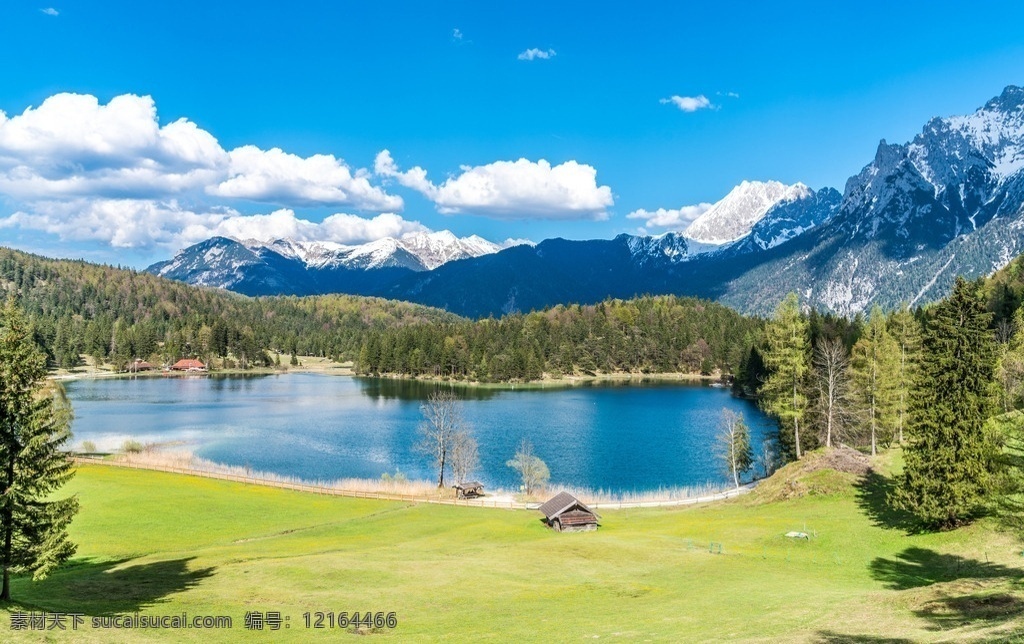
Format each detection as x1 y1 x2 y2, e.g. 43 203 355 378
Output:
453 482 484 499
170 359 207 372
538 491 599 532
129 359 153 372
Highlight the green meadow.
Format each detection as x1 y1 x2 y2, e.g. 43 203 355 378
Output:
2 454 1023 642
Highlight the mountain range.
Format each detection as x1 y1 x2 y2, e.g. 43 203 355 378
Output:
148 86 1024 317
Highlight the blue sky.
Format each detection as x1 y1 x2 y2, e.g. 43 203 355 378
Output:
1 0 1023 265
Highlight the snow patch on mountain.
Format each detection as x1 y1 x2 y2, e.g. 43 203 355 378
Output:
684 180 812 244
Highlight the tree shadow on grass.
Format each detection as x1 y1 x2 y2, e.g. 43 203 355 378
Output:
815 632 915 643
853 469 920 533
914 592 1024 631
869 547 1024 591
5 557 215 615
817 547 1024 641
871 547 1024 635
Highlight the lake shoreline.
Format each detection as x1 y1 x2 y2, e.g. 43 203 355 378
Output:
50 359 723 390
48 357 354 382
350 369 722 390
73 452 751 508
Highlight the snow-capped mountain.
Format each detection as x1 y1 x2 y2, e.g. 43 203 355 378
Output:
149 87 1024 318
623 232 722 265
718 85 1024 314
727 187 842 254
684 180 812 244
147 231 505 296
252 231 502 271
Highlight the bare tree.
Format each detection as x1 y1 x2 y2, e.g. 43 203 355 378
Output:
449 430 479 485
715 409 753 488
812 337 851 448
416 390 465 488
506 439 550 496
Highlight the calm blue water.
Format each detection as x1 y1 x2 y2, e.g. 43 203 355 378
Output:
63 374 774 492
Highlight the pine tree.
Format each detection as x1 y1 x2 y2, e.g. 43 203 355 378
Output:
888 305 922 443
995 307 1024 412
0 297 78 600
849 306 900 455
893 278 999 529
760 293 812 460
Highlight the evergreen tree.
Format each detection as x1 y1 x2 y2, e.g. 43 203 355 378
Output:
888 305 922 442
849 306 900 455
988 411 1024 535
995 307 1024 413
0 298 78 600
893 278 999 529
760 293 812 460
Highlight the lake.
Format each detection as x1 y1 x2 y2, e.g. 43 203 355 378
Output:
64 374 775 492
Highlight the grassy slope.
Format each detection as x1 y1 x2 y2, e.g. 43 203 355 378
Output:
2 459 1023 642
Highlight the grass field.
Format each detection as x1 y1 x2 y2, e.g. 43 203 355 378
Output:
2 454 1023 642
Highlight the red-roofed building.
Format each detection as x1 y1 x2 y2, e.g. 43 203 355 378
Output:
170 359 207 372
129 359 153 372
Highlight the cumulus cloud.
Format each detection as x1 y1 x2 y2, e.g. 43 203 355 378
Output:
518 48 556 61
0 93 226 199
660 95 713 112
0 199 427 250
40 7 59 16
626 203 713 230
0 92 398 210
210 146 402 211
452 28 463 40
375 150 612 220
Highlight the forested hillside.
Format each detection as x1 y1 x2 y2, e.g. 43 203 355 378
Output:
0 247 461 369
355 296 764 382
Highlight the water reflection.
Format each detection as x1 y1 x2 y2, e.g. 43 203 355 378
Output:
355 377 499 401
66 374 774 492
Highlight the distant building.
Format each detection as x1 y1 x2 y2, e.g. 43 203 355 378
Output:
129 359 153 372
453 482 484 499
538 491 599 532
170 359 207 372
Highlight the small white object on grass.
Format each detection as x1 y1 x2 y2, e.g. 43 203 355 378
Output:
784 531 810 539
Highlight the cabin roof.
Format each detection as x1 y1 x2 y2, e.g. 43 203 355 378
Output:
454 481 483 489
538 491 596 520
171 359 206 369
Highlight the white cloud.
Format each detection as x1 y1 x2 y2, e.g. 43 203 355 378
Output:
0 92 399 210
317 212 427 244
660 95 713 112
0 93 226 199
626 203 713 230
40 7 59 16
375 150 613 220
452 28 463 40
209 146 402 211
0 199 427 250
517 48 556 61
501 237 535 248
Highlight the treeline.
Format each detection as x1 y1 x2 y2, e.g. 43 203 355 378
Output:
0 248 459 370
751 268 1024 530
355 296 764 382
